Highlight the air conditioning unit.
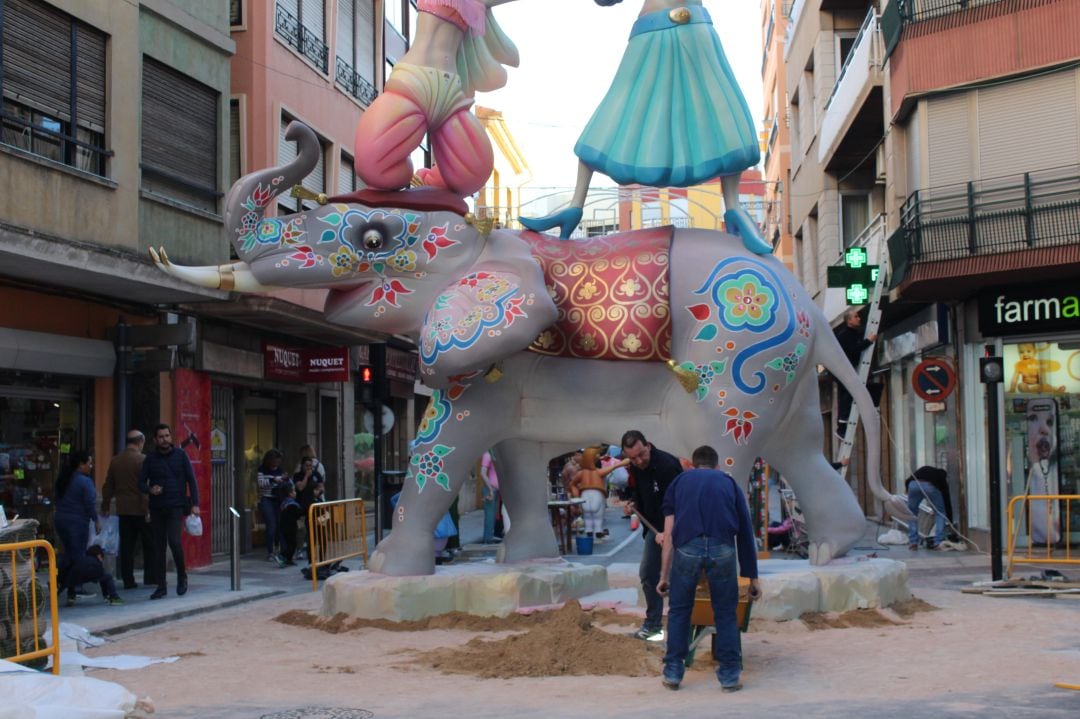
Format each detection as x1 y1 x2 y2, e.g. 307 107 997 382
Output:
874 144 887 184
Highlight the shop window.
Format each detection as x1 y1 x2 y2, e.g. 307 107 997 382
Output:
0 0 108 175
1002 341 1080 547
0 392 82 543
141 58 221 212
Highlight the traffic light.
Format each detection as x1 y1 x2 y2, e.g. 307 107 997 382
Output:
358 364 375 405
826 247 879 304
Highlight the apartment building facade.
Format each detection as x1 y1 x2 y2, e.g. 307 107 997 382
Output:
761 0 797 269
783 0 1080 550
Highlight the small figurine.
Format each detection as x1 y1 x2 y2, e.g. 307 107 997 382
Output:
354 0 519 197
520 0 769 254
569 446 629 539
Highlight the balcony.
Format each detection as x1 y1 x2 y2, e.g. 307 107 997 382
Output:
818 8 883 169
335 57 378 106
888 165 1080 299
783 0 806 60
763 117 780 170
886 0 1080 120
275 3 328 73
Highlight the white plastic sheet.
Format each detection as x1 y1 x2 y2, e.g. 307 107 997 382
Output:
0 658 137 719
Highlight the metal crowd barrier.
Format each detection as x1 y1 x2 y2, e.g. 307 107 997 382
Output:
1 539 60 673
308 498 367 591
1006 494 1079 579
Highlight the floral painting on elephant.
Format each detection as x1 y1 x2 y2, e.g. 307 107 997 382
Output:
523 227 672 361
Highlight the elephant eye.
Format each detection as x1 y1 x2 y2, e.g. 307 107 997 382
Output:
361 226 386 251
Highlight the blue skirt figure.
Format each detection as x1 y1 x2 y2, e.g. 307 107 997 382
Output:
520 1 771 254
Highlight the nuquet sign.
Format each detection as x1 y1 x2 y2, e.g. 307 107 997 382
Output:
264 343 350 382
979 283 1080 337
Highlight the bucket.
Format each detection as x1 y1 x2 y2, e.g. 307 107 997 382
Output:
575 535 594 555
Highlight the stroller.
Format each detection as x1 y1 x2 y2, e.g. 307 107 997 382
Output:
767 478 809 558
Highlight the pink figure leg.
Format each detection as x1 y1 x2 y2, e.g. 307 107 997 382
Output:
428 108 495 197
354 91 429 191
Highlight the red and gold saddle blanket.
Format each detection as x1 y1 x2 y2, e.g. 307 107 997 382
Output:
522 227 672 362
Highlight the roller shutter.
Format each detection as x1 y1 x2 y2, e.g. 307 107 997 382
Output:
927 94 971 189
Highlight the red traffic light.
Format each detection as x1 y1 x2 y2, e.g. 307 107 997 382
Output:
360 366 373 383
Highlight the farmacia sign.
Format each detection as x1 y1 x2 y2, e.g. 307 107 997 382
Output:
979 283 1080 337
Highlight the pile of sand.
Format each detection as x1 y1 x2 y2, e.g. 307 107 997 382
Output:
273 603 640 634
800 598 938 630
407 601 663 679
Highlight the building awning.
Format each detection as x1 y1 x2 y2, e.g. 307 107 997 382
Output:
0 327 115 377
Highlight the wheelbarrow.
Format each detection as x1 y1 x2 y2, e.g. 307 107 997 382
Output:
685 576 753 667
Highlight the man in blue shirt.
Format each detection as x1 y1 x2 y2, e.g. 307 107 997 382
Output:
657 445 762 692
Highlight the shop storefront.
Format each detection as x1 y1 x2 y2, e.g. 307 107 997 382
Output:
971 281 1080 549
0 325 116 545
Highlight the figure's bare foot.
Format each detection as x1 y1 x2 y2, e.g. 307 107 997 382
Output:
414 166 448 189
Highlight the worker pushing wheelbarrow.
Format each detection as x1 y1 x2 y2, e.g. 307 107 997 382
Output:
650 445 763 692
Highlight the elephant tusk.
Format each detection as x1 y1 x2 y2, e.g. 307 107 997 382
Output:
149 247 280 293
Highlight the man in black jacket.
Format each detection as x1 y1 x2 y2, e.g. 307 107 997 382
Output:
621 429 683 641
139 423 200 600
834 308 876 437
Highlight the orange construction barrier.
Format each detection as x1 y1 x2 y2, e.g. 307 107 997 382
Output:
308 498 367 591
1 539 60 673
1006 494 1079 579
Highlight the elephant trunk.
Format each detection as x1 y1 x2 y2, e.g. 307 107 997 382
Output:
224 121 321 261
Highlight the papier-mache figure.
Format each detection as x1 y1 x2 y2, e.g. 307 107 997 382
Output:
520 0 769 254
569 446 629 539
354 0 519 197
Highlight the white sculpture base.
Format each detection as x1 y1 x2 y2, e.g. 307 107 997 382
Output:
321 557 908 623
320 559 608 620
753 557 911 620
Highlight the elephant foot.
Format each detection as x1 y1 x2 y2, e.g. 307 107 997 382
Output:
495 521 560 564
807 516 866 566
367 532 436 576
808 541 839 566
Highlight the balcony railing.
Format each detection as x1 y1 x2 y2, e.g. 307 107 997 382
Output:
825 10 880 111
275 3 329 73
889 165 1080 278
897 0 1005 24
763 117 780 168
783 0 806 59
818 9 882 164
335 57 378 106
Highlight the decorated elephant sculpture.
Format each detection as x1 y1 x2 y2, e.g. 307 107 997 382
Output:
153 122 908 576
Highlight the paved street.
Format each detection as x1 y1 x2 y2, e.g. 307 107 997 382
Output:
45 505 1080 718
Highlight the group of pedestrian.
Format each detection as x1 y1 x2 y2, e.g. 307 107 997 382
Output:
255 445 326 567
53 423 199 605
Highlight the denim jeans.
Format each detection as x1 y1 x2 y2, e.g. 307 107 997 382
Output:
639 530 664 631
663 536 741 686
907 482 947 545
259 496 280 556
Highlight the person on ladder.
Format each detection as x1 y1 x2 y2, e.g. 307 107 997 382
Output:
833 308 876 440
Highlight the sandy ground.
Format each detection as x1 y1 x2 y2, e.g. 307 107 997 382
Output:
84 587 1080 719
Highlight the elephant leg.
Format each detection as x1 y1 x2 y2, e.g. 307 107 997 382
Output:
762 377 866 564
368 384 513 576
491 439 560 563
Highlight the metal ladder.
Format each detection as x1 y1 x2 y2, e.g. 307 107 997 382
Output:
836 237 890 474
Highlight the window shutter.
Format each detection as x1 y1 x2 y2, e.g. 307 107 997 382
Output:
339 153 356 194
279 116 299 212
2 0 72 120
301 0 324 43
337 0 354 66
142 58 219 209
75 24 107 132
927 94 971 189
229 99 241 186
355 0 375 84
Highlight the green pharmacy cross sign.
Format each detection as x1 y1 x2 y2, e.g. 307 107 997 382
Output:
826 248 879 304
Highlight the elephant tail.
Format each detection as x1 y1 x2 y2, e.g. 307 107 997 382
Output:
812 309 913 520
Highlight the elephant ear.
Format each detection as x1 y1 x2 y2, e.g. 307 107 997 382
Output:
418 259 556 387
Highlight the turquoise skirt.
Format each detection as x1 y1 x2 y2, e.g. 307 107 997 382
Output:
574 7 760 187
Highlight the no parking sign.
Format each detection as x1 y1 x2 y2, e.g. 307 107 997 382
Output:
912 359 956 401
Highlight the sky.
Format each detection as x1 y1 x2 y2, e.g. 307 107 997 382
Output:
477 0 766 211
